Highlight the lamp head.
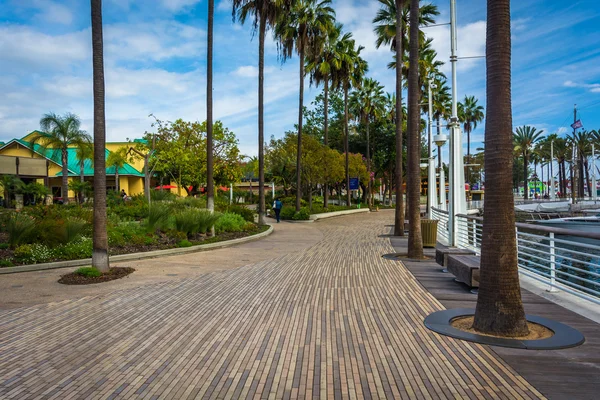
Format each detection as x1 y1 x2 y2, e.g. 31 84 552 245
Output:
433 134 448 147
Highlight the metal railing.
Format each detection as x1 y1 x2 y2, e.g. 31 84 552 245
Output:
430 207 600 305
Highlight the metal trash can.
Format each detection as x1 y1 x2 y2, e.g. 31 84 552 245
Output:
421 219 438 248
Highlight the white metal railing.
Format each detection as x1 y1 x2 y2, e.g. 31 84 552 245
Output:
449 214 600 305
431 207 449 245
430 208 600 305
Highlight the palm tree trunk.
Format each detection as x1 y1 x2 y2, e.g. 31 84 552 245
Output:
257 14 266 224
295 44 305 212
473 0 528 336
394 0 405 236
62 149 69 204
206 0 215 225
523 155 528 200
366 117 371 208
80 162 85 204
115 168 119 193
585 158 591 197
323 77 329 209
407 0 423 258
91 0 109 273
144 155 150 204
344 83 351 207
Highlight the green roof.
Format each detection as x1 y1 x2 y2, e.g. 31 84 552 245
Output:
3 138 143 177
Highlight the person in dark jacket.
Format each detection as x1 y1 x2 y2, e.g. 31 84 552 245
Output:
273 198 283 223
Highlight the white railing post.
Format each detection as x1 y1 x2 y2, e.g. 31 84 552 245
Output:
548 232 559 292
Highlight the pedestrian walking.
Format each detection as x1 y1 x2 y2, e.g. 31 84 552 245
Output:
273 198 283 223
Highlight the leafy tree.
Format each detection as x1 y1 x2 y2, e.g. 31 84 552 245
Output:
275 0 335 211
74 137 93 204
473 0 528 336
91 0 109 272
32 113 91 205
0 175 24 208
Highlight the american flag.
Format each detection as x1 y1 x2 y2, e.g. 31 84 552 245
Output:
571 119 583 129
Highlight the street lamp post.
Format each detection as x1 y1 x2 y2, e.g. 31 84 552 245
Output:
434 134 448 209
427 79 436 217
448 0 466 246
550 140 555 200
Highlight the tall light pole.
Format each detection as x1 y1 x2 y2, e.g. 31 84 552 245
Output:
427 79 436 217
448 0 466 246
434 134 448 208
593 143 597 202
550 140 556 200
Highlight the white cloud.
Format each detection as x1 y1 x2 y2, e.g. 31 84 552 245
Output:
33 0 73 25
562 80 600 93
426 21 487 75
161 0 202 12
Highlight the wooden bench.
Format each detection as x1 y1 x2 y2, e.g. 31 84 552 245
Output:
435 245 476 267
447 254 480 289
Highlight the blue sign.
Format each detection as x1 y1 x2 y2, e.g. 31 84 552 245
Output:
349 178 359 190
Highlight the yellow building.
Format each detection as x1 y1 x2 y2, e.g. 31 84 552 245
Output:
0 131 145 202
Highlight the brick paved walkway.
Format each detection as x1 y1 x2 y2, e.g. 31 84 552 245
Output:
0 213 544 399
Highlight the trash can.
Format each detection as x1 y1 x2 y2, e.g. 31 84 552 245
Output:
421 219 438 248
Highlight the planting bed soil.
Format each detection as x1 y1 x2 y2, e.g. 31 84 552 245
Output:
58 267 136 285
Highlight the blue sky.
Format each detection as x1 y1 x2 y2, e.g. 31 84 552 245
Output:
1 0 599 160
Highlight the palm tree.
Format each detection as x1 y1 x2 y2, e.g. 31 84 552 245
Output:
350 77 385 207
406 0 423 259
553 137 569 197
206 0 215 223
74 137 93 204
91 0 109 273
513 125 544 200
335 33 367 207
106 148 128 194
275 0 335 211
305 22 344 209
233 0 295 223
32 113 91 205
458 95 485 162
569 130 593 198
472 0 528 336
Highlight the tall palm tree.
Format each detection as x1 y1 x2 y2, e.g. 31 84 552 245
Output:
553 137 569 197
406 0 423 258
350 77 385 207
306 22 344 209
473 0 528 336
206 0 215 223
513 125 544 200
275 0 335 211
233 0 295 223
431 78 451 185
458 95 485 161
335 33 367 207
90 0 109 273
32 113 91 205
106 148 128 193
74 138 93 204
569 130 593 198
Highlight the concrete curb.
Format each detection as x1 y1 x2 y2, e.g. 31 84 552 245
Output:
309 208 370 221
0 225 274 275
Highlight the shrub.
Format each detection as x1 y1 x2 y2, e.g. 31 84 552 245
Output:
6 212 36 247
177 239 193 247
108 222 146 247
74 267 102 277
0 243 9 250
214 212 246 233
146 203 171 233
165 229 187 242
13 243 53 264
109 197 149 221
292 207 311 221
60 218 88 244
174 209 221 237
280 206 296 220
53 237 93 260
180 196 206 209
280 196 307 207
150 189 176 202
225 205 255 222
0 259 13 268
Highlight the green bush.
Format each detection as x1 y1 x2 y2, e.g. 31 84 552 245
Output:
214 212 247 233
0 243 9 250
74 267 101 277
60 218 88 244
225 205 255 222
177 239 193 247
6 212 36 247
108 222 147 247
53 237 93 260
0 259 13 268
280 196 307 207
14 243 53 264
150 189 176 202
146 203 171 232
292 207 311 221
174 209 221 237
109 197 149 221
165 229 187 242
280 206 296 220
